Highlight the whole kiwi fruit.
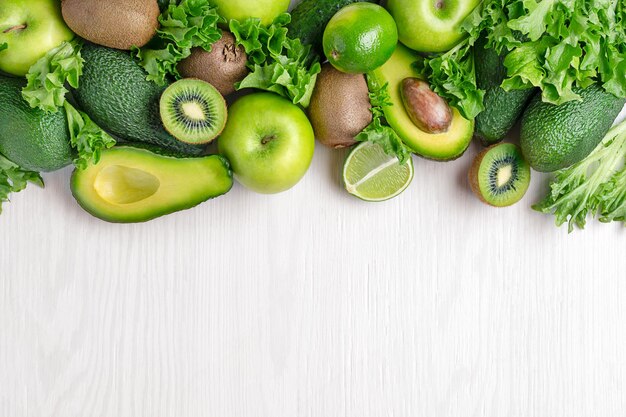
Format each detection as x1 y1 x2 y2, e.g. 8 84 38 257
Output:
308 63 372 149
61 0 159 50
177 32 249 97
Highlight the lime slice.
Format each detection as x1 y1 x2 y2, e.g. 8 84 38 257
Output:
343 141 414 202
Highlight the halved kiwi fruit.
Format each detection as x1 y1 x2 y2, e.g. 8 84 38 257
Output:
159 79 227 145
469 143 531 207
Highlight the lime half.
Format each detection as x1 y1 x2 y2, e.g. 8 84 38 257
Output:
343 141 414 202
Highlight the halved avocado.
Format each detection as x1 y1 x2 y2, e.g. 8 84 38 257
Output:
369 44 475 161
71 146 233 223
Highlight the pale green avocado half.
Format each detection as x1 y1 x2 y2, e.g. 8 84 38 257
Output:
370 44 474 161
71 146 233 223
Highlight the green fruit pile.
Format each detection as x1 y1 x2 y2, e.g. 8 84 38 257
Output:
0 0 624 230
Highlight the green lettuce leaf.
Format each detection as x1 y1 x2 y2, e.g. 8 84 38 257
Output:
0 154 43 214
229 14 321 107
0 43 7 52
63 102 116 170
414 39 485 120
133 0 224 85
534 119 626 232
22 39 84 113
355 77 411 165
463 0 626 105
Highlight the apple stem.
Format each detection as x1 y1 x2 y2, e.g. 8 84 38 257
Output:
3 24 27 34
261 135 277 145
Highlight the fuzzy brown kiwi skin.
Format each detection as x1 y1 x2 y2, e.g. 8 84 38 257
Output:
177 32 249 97
61 0 159 50
161 78 228 145
468 145 497 207
308 63 372 149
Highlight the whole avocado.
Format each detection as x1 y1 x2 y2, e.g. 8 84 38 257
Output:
72 43 204 156
520 85 626 172
474 35 536 146
0 75 73 172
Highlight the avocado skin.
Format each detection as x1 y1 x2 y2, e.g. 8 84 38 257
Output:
521 84 626 172
0 75 73 172
73 43 205 156
474 36 535 146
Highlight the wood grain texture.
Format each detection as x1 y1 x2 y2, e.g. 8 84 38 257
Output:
1 1 625 414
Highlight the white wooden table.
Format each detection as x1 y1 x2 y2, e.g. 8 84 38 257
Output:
1 1 625 415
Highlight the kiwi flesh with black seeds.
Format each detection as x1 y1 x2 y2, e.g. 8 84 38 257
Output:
177 31 249 97
159 79 227 145
469 143 531 207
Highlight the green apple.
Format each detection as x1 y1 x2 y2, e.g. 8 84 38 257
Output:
218 93 315 194
0 0 74 76
209 0 290 26
386 0 480 53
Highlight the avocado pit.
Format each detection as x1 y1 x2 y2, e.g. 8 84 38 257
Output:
94 165 160 205
401 77 453 135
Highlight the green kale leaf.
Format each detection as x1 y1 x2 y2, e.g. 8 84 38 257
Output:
355 76 411 165
534 119 626 231
0 154 43 214
22 39 84 113
133 0 224 85
229 14 321 107
64 102 116 170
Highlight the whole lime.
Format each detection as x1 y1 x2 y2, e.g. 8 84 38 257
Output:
323 3 398 74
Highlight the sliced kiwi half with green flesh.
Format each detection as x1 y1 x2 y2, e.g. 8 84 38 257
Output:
160 78 227 145
469 143 531 207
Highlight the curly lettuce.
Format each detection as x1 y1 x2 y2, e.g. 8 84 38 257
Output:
421 0 625 117
229 14 321 107
133 0 224 85
414 39 485 120
22 39 84 113
63 102 116 170
534 119 626 232
0 154 43 214
466 0 625 104
355 77 411 165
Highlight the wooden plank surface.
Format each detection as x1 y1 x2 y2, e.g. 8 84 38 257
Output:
1 1 625 415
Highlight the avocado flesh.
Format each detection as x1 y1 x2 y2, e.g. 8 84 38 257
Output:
0 75 73 172
71 146 233 223
370 44 474 161
521 85 626 172
73 44 205 156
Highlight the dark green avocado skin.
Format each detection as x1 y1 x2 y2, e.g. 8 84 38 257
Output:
73 43 205 156
474 35 536 146
521 84 625 172
0 75 73 172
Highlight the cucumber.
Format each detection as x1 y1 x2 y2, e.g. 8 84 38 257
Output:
474 35 535 146
288 0 377 56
